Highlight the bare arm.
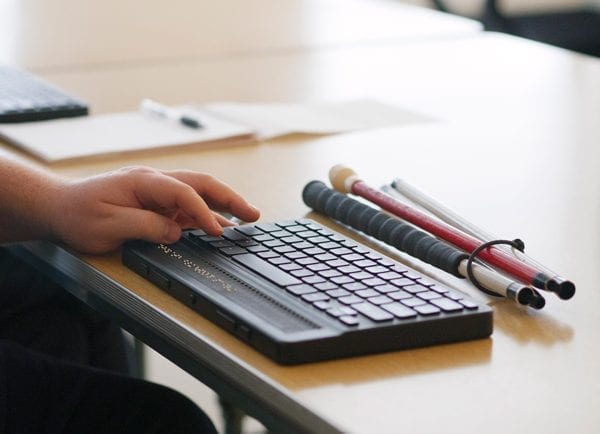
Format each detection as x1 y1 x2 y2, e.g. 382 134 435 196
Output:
0 155 260 254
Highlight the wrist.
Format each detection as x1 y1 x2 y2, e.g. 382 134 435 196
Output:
41 176 72 242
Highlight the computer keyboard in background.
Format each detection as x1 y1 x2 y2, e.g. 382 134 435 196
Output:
187 219 481 327
0 65 88 123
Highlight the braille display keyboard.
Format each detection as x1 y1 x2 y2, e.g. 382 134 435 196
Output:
123 219 493 364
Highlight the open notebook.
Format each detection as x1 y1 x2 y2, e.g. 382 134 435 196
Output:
0 99 431 162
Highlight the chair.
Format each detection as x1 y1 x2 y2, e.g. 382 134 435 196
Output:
432 0 600 57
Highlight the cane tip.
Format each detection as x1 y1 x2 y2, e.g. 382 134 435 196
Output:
329 164 358 193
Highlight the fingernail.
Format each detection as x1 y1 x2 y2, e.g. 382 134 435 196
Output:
164 224 181 243
212 221 224 235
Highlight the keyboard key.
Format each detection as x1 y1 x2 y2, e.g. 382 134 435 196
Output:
219 246 248 256
363 278 386 287
373 284 399 294
339 265 361 274
403 284 429 294
292 241 314 250
331 247 353 256
235 226 264 236
314 301 335 310
350 271 374 281
290 269 315 278
316 228 334 237
403 271 423 280
257 251 279 259
287 284 317 296
309 236 331 245
302 275 326 284
281 235 300 247
445 290 464 301
355 289 379 298
338 315 359 326
264 240 284 248
459 299 479 310
387 290 412 301
232 254 301 287
222 228 248 241
284 251 307 260
302 292 330 303
296 230 319 239
236 239 259 247
315 282 338 291
330 276 354 285
307 263 330 272
326 307 348 318
430 284 449 294
255 223 280 232
431 298 464 312
401 297 427 307
339 295 364 305
326 259 349 268
273 245 295 254
326 288 351 298
365 265 389 274
268 257 290 265
304 247 326 256
352 303 394 322
253 234 274 242
285 225 307 233
355 259 377 268
296 257 319 266
247 245 268 253
338 306 357 315
341 253 364 262
315 253 336 261
417 291 443 301
368 295 393 305
318 269 342 278
342 282 367 292
280 263 302 272
276 220 300 227
381 303 417 319
390 277 417 287
414 304 441 316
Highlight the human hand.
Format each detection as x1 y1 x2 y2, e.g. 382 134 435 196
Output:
49 166 260 254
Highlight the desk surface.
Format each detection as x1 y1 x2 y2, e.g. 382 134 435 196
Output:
0 0 480 70
3 33 600 434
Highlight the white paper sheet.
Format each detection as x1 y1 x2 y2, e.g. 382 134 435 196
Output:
0 99 431 162
203 99 431 139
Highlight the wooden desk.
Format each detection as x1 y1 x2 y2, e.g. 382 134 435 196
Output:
0 0 481 70
3 33 600 433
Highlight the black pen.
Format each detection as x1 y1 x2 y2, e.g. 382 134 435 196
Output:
140 98 203 129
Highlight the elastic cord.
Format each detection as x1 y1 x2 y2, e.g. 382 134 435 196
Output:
466 239 525 297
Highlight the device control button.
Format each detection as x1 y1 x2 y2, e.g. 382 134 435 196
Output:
215 310 236 331
149 268 171 289
236 324 252 341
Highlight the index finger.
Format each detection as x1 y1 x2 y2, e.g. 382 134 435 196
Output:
132 171 224 235
162 170 260 223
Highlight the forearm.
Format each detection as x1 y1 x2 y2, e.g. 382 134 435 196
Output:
0 155 64 243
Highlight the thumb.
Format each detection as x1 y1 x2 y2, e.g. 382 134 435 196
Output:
113 208 182 244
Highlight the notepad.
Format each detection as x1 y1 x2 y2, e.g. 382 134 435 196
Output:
0 109 255 162
0 99 431 162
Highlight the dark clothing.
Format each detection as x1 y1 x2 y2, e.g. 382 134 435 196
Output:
0 248 217 434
